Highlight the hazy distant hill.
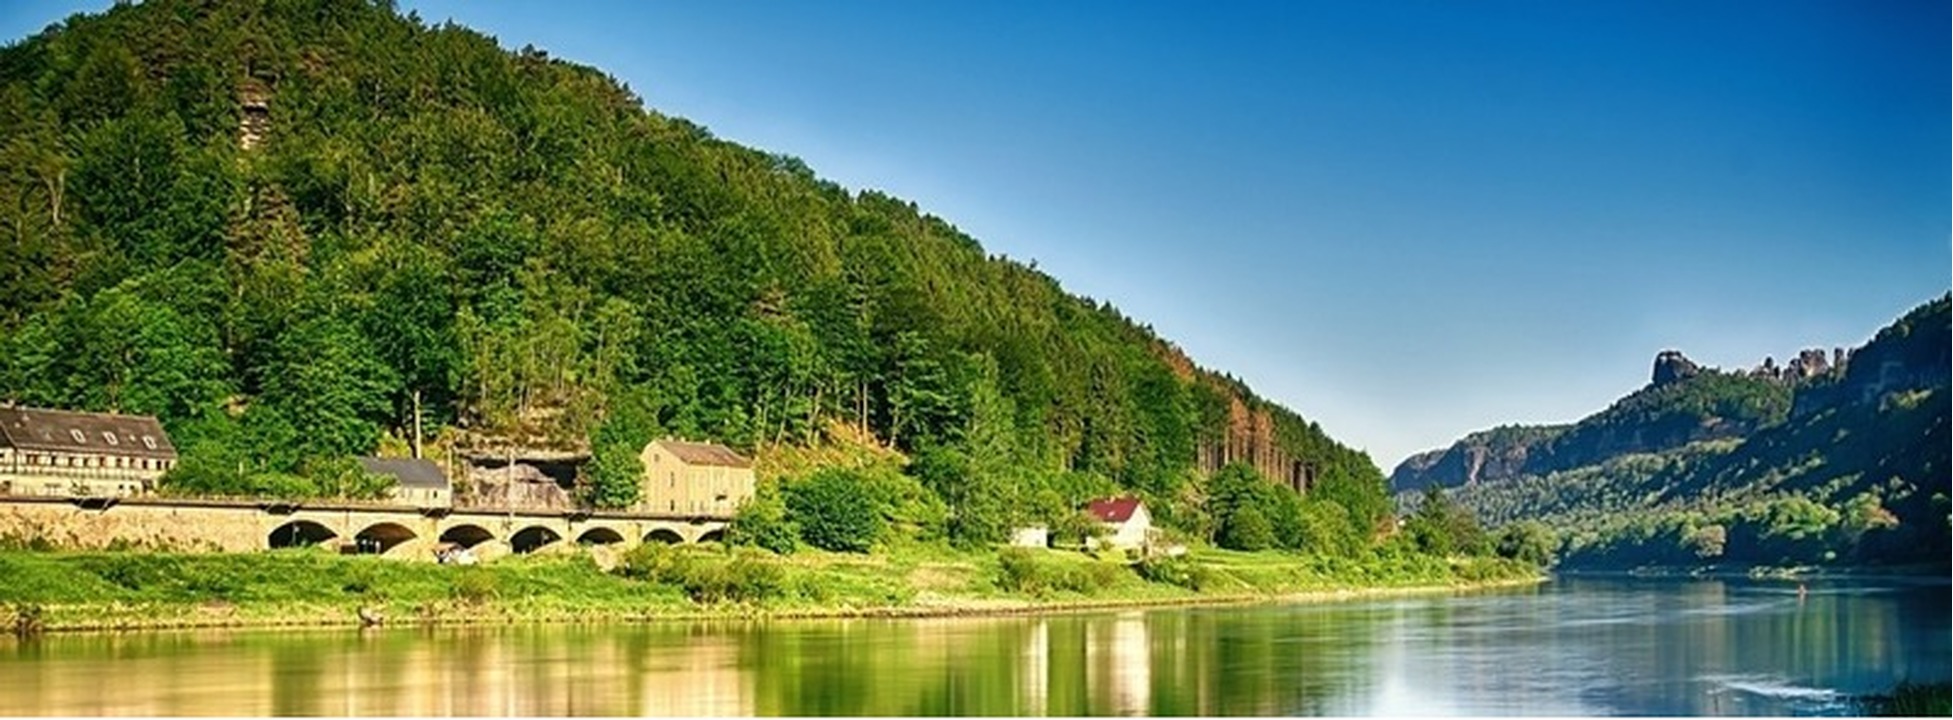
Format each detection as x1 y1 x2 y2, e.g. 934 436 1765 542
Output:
0 0 1387 539
1392 362 1791 493
1397 295 1950 569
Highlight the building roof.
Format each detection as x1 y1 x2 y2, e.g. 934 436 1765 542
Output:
0 406 177 459
1086 496 1145 524
651 439 752 469
356 456 450 490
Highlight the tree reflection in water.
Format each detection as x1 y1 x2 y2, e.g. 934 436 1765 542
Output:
0 578 1945 716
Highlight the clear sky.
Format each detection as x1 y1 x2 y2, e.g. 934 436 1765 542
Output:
4 1 1948 470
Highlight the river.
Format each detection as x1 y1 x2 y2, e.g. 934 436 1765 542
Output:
0 576 1944 716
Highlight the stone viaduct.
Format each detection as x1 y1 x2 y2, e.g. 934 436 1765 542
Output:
0 496 728 560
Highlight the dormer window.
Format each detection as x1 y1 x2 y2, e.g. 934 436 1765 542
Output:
102 432 119 446
141 436 157 450
69 429 85 443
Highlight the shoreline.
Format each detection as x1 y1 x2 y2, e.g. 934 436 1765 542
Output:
9 575 1548 636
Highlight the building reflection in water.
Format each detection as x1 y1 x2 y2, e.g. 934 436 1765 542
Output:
2 580 1938 717
1085 611 1152 715
1021 619 1049 715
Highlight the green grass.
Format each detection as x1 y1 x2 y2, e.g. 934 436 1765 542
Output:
1860 681 1952 717
0 543 1540 632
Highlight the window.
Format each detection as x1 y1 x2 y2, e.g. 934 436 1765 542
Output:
69 429 85 443
142 436 157 450
102 432 118 446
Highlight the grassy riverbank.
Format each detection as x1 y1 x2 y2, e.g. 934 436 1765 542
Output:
0 544 1540 633
1859 681 1952 716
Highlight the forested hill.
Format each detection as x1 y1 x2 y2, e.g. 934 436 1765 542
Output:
1410 295 1950 570
1391 366 1792 493
0 0 1387 537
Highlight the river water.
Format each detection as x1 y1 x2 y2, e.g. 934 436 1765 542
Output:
0 576 1945 716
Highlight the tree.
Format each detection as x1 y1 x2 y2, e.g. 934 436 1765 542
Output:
583 388 657 509
1407 486 1487 557
786 468 885 553
257 315 396 460
1495 521 1559 566
1221 504 1277 551
728 480 798 554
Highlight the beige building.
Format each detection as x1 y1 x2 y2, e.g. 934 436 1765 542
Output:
638 439 754 517
0 406 178 498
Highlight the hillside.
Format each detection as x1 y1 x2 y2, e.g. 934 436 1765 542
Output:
1392 363 1791 492
0 0 1387 544
1409 295 1951 569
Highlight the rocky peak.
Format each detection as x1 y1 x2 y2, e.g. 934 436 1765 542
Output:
1651 350 1700 386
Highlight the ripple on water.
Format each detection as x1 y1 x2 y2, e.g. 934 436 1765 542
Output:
1702 673 1856 715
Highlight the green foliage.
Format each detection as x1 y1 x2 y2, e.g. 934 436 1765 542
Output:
1859 681 1951 717
727 480 798 554
1051 508 1107 548
615 544 790 603
994 547 1123 597
449 569 499 604
1420 296 1950 571
1405 486 1488 557
1493 521 1557 566
786 469 886 553
1133 554 1210 591
0 0 1391 558
1220 504 1277 552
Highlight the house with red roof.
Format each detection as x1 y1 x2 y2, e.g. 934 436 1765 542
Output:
1084 495 1155 551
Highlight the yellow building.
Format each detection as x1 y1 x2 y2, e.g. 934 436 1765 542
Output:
0 406 177 498
637 439 754 517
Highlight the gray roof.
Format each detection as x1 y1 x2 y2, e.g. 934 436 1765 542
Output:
653 440 752 468
0 406 177 459
356 456 450 490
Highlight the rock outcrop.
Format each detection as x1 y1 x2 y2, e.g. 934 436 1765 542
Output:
1652 350 1700 386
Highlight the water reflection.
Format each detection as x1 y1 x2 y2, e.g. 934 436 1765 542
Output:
0 577 1945 716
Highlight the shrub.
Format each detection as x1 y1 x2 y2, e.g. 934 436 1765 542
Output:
8 603 44 637
614 544 785 603
450 569 499 604
728 482 798 554
996 548 1122 597
1221 505 1277 551
786 469 884 553
1134 554 1210 591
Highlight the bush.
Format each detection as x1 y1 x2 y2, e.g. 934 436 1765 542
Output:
1221 505 1277 551
728 482 798 554
996 548 1122 597
786 469 885 553
613 544 786 603
1133 554 1209 591
450 569 498 604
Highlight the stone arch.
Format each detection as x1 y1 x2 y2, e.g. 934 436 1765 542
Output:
643 528 684 545
439 524 495 549
695 528 726 545
268 520 338 549
510 526 562 554
576 527 625 545
354 522 419 555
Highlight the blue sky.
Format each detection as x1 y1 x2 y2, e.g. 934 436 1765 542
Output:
4 1 1947 470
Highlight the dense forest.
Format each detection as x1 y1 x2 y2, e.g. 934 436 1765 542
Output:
0 0 1390 550
1399 296 1951 570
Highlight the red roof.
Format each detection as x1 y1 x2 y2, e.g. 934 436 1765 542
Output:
1086 496 1143 523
